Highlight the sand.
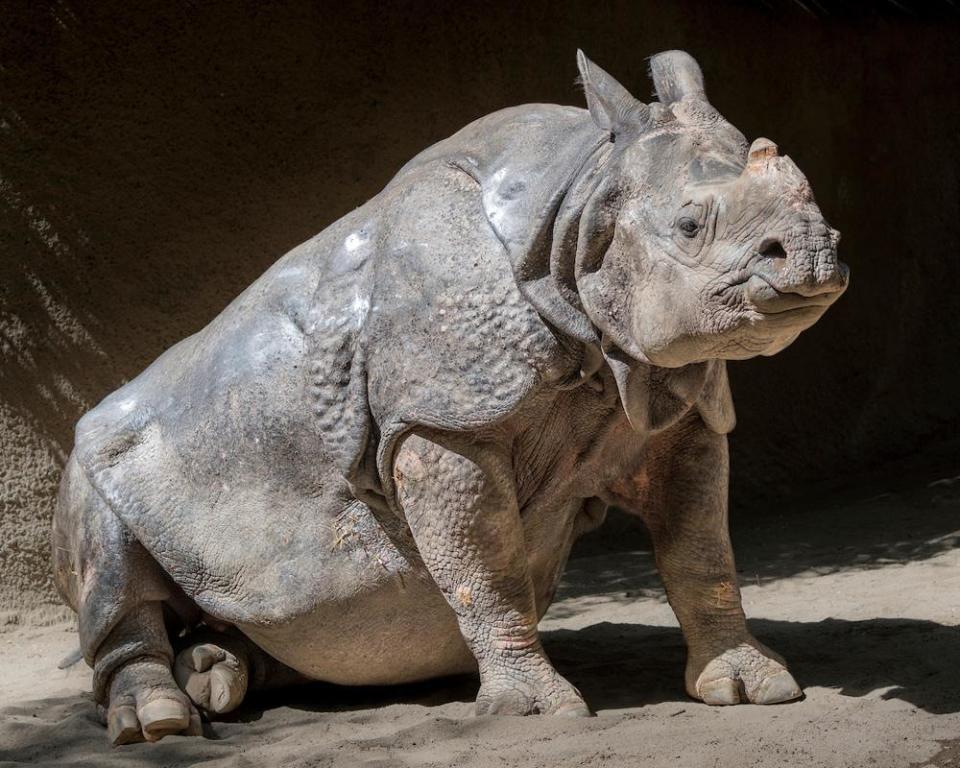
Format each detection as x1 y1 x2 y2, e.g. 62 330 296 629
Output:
1 467 958 768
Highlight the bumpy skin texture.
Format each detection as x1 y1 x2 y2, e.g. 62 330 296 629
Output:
52 50 847 743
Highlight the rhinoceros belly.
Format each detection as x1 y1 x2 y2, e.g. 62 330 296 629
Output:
236 558 476 685
229 496 587 686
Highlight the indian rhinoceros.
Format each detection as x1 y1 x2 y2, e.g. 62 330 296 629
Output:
53 50 848 745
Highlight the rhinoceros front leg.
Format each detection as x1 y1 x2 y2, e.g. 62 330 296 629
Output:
394 433 590 717
615 417 802 706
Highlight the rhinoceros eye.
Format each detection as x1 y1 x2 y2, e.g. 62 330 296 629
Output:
678 217 700 238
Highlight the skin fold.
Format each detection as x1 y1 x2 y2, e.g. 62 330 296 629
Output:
51 50 848 744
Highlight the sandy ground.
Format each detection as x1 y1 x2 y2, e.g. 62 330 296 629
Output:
1 463 958 768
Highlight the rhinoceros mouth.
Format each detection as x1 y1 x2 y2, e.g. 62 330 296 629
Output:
743 273 845 315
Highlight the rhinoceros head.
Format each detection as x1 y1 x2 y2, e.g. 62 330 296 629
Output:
573 50 849 368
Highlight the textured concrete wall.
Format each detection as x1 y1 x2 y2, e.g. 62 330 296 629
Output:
2 1 958 612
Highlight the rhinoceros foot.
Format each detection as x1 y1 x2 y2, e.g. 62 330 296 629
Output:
173 633 250 716
475 651 592 717
103 658 202 745
690 641 802 706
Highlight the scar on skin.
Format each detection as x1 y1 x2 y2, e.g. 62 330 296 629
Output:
455 585 473 607
712 580 736 607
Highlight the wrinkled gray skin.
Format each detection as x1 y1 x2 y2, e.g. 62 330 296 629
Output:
53 51 848 745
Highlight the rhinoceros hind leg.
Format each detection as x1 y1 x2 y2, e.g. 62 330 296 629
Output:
55 454 204 744
96 602 202 745
174 629 309 716
105 657 202 745
173 632 250 715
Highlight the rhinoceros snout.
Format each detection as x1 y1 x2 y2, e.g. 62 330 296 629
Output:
750 227 848 303
821 259 851 295
744 240 848 315
784 258 849 298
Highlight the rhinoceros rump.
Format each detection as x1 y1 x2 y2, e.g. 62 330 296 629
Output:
53 50 848 744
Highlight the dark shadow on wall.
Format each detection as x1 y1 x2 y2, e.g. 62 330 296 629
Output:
2 0 959 607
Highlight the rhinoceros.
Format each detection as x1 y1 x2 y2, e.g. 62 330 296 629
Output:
53 50 848 744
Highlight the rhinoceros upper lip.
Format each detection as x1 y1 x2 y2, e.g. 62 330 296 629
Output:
743 274 842 314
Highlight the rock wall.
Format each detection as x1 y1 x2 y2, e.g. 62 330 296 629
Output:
2 1 958 611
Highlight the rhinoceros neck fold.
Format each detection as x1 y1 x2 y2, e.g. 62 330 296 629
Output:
491 136 611 349
480 128 612 355
387 104 614 361
600 339 736 436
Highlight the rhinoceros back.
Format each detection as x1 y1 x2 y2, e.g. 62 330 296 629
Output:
72 104 599 624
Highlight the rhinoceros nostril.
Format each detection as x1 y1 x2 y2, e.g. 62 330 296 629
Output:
758 239 787 262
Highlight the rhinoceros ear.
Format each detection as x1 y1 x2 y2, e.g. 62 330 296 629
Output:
576 50 650 138
648 50 706 105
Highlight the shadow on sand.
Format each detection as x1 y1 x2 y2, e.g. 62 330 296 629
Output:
1 615 957 766
545 617 960 715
